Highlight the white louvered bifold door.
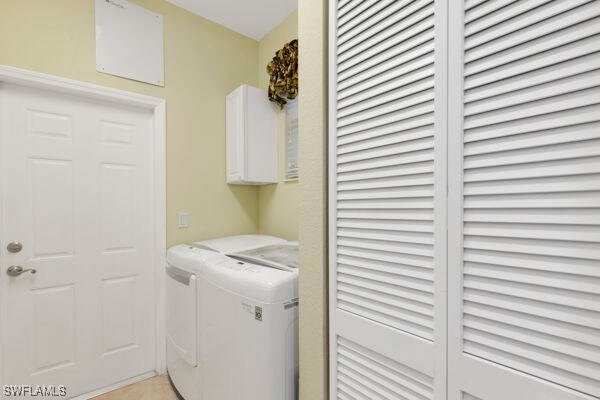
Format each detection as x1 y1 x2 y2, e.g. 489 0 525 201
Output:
448 1 600 400
329 1 448 399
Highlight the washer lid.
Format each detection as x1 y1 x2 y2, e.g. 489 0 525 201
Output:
192 234 286 254
232 243 299 271
202 253 297 303
166 244 223 274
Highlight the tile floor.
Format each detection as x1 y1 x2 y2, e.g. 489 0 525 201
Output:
92 375 179 400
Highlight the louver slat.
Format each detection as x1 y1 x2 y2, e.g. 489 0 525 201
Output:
465 3 600 67
459 2 600 397
334 0 437 338
464 0 516 24
464 0 589 49
463 394 483 400
338 0 433 62
337 339 434 400
337 0 396 41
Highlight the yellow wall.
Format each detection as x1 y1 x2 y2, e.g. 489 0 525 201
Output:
256 11 299 240
0 0 260 247
0 3 324 397
298 0 328 398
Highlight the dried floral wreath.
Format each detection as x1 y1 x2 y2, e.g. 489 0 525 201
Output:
266 39 298 109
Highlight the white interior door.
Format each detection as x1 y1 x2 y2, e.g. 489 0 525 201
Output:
329 0 448 398
448 1 600 399
0 83 156 399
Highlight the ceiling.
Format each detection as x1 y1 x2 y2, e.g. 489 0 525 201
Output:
166 0 297 40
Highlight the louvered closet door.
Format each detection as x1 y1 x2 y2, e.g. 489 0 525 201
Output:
448 1 600 400
329 1 448 399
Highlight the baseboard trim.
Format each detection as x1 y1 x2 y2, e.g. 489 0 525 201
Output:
71 371 157 400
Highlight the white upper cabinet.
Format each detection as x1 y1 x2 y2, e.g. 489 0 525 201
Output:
226 84 277 185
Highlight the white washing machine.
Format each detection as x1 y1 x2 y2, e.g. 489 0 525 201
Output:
166 235 298 400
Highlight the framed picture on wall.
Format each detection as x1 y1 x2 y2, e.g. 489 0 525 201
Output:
285 99 299 180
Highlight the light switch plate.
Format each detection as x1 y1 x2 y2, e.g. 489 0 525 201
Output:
178 212 189 229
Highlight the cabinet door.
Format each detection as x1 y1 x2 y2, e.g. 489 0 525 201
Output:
329 1 448 398
226 87 246 183
448 1 600 399
245 86 278 183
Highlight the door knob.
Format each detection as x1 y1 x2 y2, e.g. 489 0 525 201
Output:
6 242 23 253
6 265 36 277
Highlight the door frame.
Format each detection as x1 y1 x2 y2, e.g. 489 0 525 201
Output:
0 65 167 391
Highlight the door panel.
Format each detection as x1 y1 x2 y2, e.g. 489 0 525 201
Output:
448 1 600 399
30 159 74 258
93 99 155 387
2 86 88 396
32 284 76 374
1 84 155 399
330 0 448 398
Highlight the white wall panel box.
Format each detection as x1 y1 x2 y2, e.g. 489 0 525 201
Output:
95 0 164 86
